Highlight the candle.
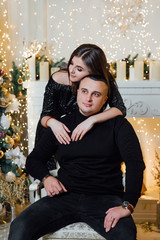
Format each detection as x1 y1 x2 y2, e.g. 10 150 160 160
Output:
150 60 160 81
129 66 134 81
28 56 35 81
134 60 144 81
40 62 49 81
51 67 60 75
116 60 126 81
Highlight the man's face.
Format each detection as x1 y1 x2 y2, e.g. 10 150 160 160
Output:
77 77 108 116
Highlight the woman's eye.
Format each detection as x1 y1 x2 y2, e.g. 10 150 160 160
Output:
77 68 82 72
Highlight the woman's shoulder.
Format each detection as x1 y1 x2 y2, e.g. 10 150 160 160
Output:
51 70 70 86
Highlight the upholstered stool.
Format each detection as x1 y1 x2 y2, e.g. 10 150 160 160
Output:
43 222 105 240
29 173 105 240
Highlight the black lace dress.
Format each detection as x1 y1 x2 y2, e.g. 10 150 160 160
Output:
35 75 126 169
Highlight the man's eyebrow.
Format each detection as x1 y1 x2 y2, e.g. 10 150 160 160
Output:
81 87 88 90
93 91 102 95
81 88 102 95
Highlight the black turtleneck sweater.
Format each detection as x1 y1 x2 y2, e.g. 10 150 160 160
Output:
26 109 145 207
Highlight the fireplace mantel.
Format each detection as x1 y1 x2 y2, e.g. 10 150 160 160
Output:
118 81 160 118
24 80 160 153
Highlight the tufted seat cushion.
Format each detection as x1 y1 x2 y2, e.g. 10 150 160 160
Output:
43 222 105 239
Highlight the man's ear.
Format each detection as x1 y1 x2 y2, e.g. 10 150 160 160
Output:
102 96 108 111
104 96 108 103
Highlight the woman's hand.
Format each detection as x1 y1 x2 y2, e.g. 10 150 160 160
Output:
71 116 95 141
43 176 67 197
47 118 71 144
104 206 131 232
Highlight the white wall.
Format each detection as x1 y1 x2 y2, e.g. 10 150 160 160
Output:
47 0 160 62
4 0 160 65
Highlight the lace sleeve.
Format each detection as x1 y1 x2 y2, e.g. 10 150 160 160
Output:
108 78 126 116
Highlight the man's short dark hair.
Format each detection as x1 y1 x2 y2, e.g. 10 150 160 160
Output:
80 74 108 88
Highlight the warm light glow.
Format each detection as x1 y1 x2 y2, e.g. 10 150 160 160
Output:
128 117 160 196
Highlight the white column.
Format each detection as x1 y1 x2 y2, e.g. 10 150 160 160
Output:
28 56 35 81
28 0 47 43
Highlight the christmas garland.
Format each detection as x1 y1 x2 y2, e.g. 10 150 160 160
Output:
0 61 27 177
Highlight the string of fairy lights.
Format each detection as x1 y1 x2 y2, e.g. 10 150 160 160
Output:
0 0 10 70
1 0 160 65
0 0 160 190
0 0 29 154
47 0 160 61
128 117 160 191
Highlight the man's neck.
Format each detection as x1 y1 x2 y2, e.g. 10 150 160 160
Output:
78 109 94 117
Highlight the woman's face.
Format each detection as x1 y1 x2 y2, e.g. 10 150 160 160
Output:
69 56 90 83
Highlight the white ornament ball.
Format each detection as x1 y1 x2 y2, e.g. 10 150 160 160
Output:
5 171 16 182
0 114 11 129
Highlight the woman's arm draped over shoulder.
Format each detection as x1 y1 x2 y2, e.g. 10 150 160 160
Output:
40 72 75 123
108 77 126 116
38 74 75 144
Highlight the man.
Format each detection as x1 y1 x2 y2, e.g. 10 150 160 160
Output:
8 75 145 240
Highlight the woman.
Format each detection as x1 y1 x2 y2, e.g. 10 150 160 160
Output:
36 44 126 148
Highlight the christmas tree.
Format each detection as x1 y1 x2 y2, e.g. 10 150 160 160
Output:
0 61 30 222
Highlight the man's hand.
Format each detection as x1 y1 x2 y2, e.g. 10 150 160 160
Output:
71 117 94 141
104 206 131 232
43 176 67 197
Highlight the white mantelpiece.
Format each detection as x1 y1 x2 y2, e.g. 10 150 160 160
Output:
24 80 160 153
118 81 160 118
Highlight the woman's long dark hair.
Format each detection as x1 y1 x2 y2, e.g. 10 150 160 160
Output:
67 43 115 97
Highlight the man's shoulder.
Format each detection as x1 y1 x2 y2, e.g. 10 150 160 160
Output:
104 115 127 125
114 115 131 126
104 115 132 130
114 115 127 123
112 115 136 136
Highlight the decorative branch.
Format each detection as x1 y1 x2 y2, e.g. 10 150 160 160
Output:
152 150 160 201
0 173 30 207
